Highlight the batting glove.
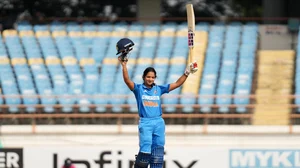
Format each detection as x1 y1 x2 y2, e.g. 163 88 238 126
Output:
184 61 198 76
119 54 128 62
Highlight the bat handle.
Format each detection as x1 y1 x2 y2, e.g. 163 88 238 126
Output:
189 47 193 64
188 30 194 64
188 31 194 47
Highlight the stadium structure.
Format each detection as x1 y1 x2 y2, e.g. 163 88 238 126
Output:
1 1 300 168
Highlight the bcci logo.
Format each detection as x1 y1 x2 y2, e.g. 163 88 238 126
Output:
0 149 23 168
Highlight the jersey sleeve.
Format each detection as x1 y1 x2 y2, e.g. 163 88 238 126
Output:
159 84 170 95
132 83 139 93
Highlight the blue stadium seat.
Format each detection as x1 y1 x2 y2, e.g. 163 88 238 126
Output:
98 22 114 31
16 22 32 31
31 64 57 113
161 22 177 31
180 93 195 113
50 21 65 32
0 72 21 112
114 22 128 31
163 89 180 113
144 23 160 32
92 37 110 65
196 22 210 31
82 22 97 31
129 22 144 31
232 23 258 112
0 21 263 115
66 22 81 32
54 82 75 113
33 25 49 32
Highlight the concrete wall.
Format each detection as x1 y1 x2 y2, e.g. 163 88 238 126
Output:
1 125 300 148
259 25 298 50
263 0 286 24
137 0 160 24
0 125 298 135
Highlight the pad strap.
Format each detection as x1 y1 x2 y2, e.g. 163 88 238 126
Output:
151 146 164 164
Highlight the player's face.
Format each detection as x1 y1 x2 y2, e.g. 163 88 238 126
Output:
144 72 156 87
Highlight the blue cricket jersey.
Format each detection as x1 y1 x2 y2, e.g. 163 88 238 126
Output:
132 83 170 118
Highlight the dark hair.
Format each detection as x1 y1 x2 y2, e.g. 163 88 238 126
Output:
142 67 157 79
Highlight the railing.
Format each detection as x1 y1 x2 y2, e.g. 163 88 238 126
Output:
1 93 300 134
0 94 299 119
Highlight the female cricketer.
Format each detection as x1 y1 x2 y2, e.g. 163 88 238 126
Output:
116 38 197 168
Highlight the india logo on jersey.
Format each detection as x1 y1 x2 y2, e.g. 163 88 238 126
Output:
142 95 159 100
142 95 159 107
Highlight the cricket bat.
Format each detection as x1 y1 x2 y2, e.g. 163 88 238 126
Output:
186 4 195 64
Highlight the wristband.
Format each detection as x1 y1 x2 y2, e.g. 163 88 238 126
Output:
184 69 190 76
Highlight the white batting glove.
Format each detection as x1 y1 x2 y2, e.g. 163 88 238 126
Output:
184 61 198 76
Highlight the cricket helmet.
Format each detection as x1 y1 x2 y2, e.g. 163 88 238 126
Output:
116 38 134 55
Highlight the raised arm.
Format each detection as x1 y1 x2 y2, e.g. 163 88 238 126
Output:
169 74 188 92
119 57 134 90
169 61 198 92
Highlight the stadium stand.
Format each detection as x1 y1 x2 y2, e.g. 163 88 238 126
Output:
181 29 208 113
0 21 262 116
233 22 258 113
215 22 241 113
254 50 294 125
162 25 187 113
198 23 225 113
295 30 300 113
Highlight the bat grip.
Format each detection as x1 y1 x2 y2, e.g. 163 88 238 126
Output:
188 31 194 47
189 47 193 64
